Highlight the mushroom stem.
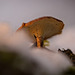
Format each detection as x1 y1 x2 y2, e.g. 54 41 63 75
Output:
36 37 43 48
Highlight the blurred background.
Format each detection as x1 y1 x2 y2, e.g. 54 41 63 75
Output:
0 0 75 52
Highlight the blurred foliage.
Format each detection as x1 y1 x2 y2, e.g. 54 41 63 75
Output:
0 46 36 75
63 66 75 75
0 46 75 75
58 49 75 75
58 48 75 66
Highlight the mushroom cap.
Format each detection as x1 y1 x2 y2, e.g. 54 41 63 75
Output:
17 16 64 40
24 16 64 40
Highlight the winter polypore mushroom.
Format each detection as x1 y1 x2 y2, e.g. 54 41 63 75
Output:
17 16 64 48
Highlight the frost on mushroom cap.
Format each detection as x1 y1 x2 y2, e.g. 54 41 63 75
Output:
17 16 64 40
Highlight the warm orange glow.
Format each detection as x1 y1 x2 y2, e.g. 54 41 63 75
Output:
17 23 25 31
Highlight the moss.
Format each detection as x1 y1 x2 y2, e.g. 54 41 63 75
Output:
63 66 75 75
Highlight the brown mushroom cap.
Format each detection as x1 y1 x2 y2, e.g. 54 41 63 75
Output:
17 16 64 40
23 16 64 39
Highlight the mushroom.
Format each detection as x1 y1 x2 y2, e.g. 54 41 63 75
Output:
17 16 64 48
